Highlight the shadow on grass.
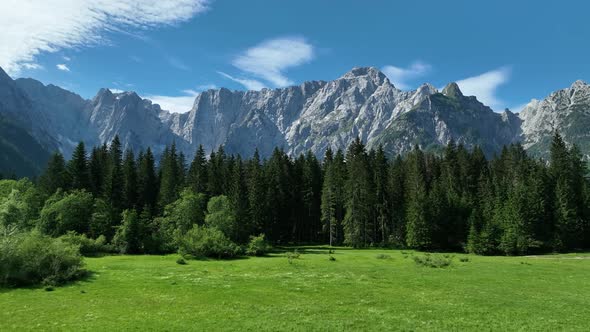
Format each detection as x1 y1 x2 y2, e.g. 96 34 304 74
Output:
0 270 98 294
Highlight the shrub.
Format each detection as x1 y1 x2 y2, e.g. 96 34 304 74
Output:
286 250 300 264
459 257 470 263
0 229 85 287
59 232 114 256
177 225 241 259
375 253 392 260
246 234 271 256
413 253 452 268
176 257 187 265
38 190 94 236
329 255 336 261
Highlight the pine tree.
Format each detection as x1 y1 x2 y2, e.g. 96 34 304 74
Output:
247 149 267 235
122 149 138 210
159 143 181 208
321 149 346 246
68 142 90 191
343 137 374 247
188 145 208 194
104 136 124 225
39 152 70 195
372 145 389 245
387 155 406 247
405 146 431 249
228 156 250 243
89 146 107 197
137 148 158 214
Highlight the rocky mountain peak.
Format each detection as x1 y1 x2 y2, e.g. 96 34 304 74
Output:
442 82 463 98
571 79 589 90
341 67 388 85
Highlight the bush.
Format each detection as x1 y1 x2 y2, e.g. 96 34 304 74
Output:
413 253 453 268
246 234 271 256
286 250 300 264
459 257 470 263
375 253 392 260
59 232 114 256
0 229 85 287
177 225 241 259
176 257 187 265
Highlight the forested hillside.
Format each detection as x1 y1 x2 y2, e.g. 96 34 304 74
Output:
1 132 589 256
0 114 50 178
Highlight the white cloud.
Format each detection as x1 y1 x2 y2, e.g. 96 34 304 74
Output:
167 56 190 71
0 0 210 75
145 85 215 113
109 88 125 93
455 67 510 110
218 71 267 91
56 64 70 72
232 37 314 87
62 56 71 61
382 61 431 90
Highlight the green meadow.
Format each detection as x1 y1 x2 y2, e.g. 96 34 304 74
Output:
1 248 590 331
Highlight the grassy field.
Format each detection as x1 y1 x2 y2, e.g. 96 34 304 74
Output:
1 248 590 331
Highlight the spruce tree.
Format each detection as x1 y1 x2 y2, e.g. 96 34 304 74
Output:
39 152 70 195
68 142 90 191
343 137 374 247
123 149 138 210
188 145 208 194
405 146 431 249
137 148 158 213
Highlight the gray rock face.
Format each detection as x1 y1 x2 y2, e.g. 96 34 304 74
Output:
519 80 590 157
1 65 589 161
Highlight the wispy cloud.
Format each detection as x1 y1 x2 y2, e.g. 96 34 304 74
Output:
382 61 431 90
109 88 125 93
455 67 510 110
0 0 210 75
129 55 143 63
218 71 267 91
56 63 70 72
144 85 216 113
167 55 190 71
230 36 314 88
62 56 71 62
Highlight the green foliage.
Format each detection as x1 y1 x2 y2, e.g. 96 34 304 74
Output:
38 189 94 236
113 210 143 254
245 234 271 256
413 253 453 268
205 195 237 241
177 225 241 259
59 232 114 256
375 253 392 259
0 228 84 287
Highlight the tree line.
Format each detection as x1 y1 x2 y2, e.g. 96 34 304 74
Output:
3 132 590 255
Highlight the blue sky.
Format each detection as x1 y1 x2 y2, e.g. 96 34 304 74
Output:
2 0 589 113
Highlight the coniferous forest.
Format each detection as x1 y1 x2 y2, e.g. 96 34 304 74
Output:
2 132 589 258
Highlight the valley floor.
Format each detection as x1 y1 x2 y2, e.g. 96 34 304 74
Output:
1 248 590 331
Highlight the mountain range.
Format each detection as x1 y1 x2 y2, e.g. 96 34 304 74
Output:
1 65 589 176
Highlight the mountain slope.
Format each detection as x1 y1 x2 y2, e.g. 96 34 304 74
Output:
0 113 51 177
375 83 522 156
520 80 590 158
1 65 590 163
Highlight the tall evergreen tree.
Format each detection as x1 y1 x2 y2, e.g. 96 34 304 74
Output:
39 152 70 195
123 149 138 210
405 146 430 249
187 145 208 194
343 137 374 247
68 142 90 191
